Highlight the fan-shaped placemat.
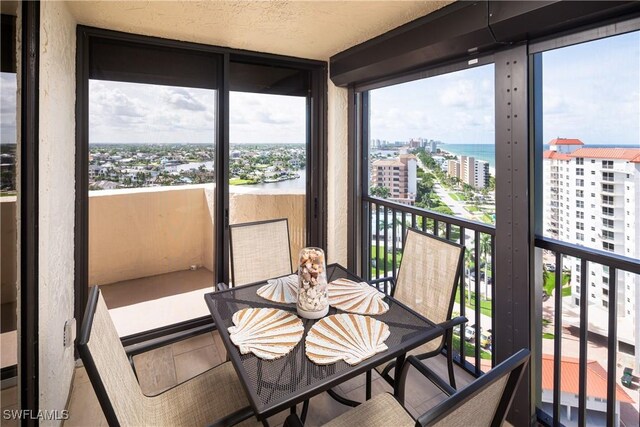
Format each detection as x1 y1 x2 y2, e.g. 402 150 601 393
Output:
257 274 298 303
229 308 304 360
305 313 390 365
328 278 389 315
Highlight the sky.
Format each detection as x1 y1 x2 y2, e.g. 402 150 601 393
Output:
541 31 640 146
1 32 638 147
370 30 640 146
87 80 305 144
370 64 495 144
1 73 17 144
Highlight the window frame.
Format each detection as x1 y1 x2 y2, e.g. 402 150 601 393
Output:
75 26 328 346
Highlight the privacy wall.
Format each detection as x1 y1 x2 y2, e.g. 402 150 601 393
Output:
39 1 76 422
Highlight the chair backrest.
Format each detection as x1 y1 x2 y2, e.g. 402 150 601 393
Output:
229 218 292 286
417 349 530 427
77 286 145 426
394 228 465 353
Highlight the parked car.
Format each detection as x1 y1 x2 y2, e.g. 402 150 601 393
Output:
480 331 492 349
621 367 633 388
465 324 478 342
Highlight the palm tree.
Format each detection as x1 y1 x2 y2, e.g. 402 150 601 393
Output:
479 234 492 298
464 247 475 306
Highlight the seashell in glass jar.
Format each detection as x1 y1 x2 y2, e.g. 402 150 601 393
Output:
297 247 329 319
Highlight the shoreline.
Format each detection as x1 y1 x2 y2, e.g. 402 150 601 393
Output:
438 148 496 177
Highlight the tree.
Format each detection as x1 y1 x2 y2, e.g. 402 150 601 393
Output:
479 234 492 298
370 185 391 199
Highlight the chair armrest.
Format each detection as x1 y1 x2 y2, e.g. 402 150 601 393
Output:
124 324 215 357
368 276 396 296
283 413 304 427
398 355 456 406
216 282 229 291
436 316 467 332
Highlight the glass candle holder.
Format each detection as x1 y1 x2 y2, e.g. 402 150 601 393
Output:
297 247 329 319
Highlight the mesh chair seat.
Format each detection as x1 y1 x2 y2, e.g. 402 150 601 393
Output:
308 350 530 427
149 362 255 426
230 219 292 287
375 229 465 386
322 393 414 427
79 287 257 426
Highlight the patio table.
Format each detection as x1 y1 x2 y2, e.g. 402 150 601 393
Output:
204 263 444 423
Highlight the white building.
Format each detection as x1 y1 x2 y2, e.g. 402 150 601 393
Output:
457 156 489 189
475 160 490 188
542 138 640 367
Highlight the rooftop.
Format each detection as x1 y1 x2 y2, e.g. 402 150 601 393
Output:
570 148 640 162
548 138 585 146
541 354 634 404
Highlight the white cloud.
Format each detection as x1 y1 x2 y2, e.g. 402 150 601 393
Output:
88 80 304 144
230 92 305 143
370 64 495 144
162 87 207 111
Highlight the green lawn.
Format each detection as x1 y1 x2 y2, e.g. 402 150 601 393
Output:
229 178 257 185
466 205 479 213
455 288 493 318
543 271 571 297
452 334 492 360
370 245 403 278
481 214 493 224
449 193 462 201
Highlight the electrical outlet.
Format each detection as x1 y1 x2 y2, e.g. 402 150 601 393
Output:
64 318 76 348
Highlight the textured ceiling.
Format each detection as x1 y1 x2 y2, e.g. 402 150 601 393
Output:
66 1 452 60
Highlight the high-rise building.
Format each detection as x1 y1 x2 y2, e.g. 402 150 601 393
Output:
456 156 489 189
543 137 640 357
371 154 417 205
430 140 438 154
475 160 490 188
447 159 460 179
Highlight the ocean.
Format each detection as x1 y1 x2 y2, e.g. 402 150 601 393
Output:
440 143 639 170
440 144 495 168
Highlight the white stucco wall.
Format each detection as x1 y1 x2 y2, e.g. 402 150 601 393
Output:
326 77 348 265
39 1 76 421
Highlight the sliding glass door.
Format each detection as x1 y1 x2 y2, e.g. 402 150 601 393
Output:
77 29 326 339
229 89 307 272
88 79 217 336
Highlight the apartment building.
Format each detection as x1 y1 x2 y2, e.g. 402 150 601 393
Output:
447 159 460 180
543 138 640 352
448 156 489 189
371 154 417 205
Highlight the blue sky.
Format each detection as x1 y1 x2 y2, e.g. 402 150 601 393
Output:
541 31 639 146
370 30 639 147
370 64 495 144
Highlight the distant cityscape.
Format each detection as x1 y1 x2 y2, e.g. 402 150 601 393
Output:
85 143 305 191
369 137 496 225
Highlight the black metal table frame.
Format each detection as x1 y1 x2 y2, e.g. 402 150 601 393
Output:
204 263 445 422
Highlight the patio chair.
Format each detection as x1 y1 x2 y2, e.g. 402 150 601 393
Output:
285 349 530 427
373 228 466 392
229 218 293 287
77 286 256 426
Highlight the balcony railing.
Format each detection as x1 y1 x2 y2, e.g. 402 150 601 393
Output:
361 195 496 376
535 236 640 427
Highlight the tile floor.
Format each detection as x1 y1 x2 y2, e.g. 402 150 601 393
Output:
1 383 18 427
63 330 477 426
98 268 215 337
